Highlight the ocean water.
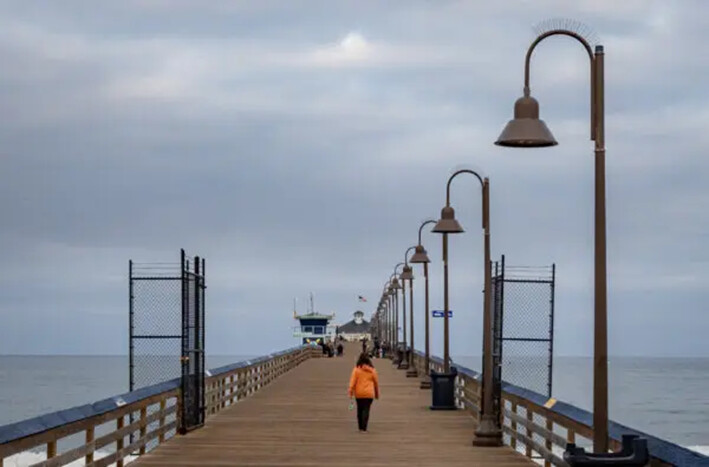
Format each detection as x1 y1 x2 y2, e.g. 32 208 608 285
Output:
0 355 707 463
0 355 252 427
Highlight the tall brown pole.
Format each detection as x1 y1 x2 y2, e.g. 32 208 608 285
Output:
407 275 417 376
518 31 608 451
473 178 501 446
442 233 450 373
422 262 431 386
392 289 399 349
592 45 608 453
399 276 409 369
386 296 394 356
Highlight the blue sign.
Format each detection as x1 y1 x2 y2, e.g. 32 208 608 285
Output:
432 310 453 318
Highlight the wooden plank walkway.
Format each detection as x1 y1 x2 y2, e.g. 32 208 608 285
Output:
133 344 533 466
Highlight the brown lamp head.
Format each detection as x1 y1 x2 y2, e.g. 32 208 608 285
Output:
390 277 401 290
432 206 464 234
409 244 430 264
400 265 414 281
495 95 557 147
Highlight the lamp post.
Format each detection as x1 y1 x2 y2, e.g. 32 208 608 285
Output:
432 169 500 446
387 285 397 363
388 286 396 352
495 28 607 453
395 264 409 370
390 264 404 364
402 246 417 377
410 219 436 389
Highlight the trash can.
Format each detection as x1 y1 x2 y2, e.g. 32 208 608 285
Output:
564 434 649 466
393 347 402 365
397 348 410 369
430 367 457 410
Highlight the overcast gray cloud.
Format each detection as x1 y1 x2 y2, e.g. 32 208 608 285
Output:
0 0 707 358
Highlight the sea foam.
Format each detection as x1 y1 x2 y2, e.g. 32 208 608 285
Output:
3 450 136 467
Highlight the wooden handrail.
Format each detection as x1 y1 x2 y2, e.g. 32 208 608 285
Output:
409 349 706 467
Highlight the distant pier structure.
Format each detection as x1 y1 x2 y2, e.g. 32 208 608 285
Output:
337 310 371 342
292 311 336 345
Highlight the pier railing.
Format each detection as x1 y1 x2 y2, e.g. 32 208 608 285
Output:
412 350 707 467
0 345 319 467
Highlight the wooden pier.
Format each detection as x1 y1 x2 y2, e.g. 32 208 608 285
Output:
132 343 532 466
1 343 706 466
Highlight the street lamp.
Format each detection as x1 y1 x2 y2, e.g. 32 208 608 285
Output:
495 27 608 453
432 169 500 446
410 219 436 389
397 266 411 370
390 264 404 364
388 285 396 353
402 246 417 376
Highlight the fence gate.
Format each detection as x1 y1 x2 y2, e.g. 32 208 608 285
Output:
491 255 555 416
129 249 206 434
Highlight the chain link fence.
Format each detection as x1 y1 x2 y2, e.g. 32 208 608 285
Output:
128 249 206 448
129 262 184 390
492 255 555 397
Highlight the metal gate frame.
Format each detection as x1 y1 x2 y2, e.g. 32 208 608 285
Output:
491 255 555 417
180 252 206 433
129 249 206 434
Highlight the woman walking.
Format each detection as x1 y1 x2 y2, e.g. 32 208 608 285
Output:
348 353 380 432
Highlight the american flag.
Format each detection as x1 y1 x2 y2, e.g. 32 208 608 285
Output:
358 295 367 302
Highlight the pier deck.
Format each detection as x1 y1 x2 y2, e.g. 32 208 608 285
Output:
132 344 532 466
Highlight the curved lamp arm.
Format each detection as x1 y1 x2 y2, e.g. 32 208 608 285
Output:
445 169 488 229
523 29 597 140
418 219 437 245
404 246 416 265
393 262 405 275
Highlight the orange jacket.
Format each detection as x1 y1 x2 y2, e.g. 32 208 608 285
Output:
348 365 379 399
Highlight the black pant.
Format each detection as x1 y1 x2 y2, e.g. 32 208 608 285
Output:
356 398 373 431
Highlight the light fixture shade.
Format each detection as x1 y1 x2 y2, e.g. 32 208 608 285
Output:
432 206 464 234
409 244 430 263
400 265 414 280
495 95 557 147
390 277 401 289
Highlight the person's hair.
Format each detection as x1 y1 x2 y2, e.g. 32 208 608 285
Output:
356 353 373 368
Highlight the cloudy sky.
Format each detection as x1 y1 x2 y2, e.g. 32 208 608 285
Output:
0 1 707 358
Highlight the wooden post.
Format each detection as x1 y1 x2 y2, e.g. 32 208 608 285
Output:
510 402 518 450
545 417 553 467
568 428 576 444
86 426 95 464
116 416 125 467
526 408 533 458
47 441 57 459
177 389 184 435
159 399 166 444
211 381 216 414
139 406 147 455
230 375 235 405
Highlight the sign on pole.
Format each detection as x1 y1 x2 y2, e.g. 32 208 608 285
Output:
432 310 453 318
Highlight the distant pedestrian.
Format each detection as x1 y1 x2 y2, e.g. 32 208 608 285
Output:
337 343 344 356
348 353 380 432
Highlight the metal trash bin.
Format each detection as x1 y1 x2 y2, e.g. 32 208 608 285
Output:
430 367 457 410
397 348 410 369
393 347 402 365
564 434 649 466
